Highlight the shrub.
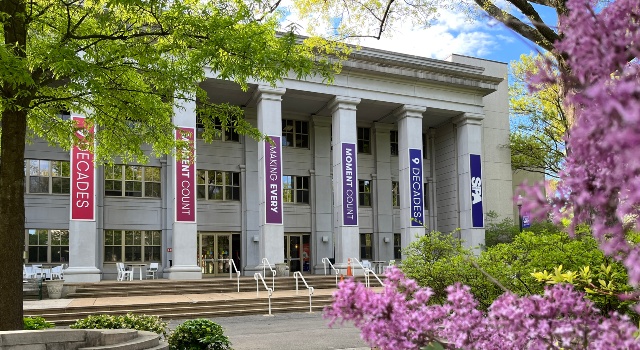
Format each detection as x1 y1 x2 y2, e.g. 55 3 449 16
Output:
23 316 54 330
168 319 232 350
70 313 168 338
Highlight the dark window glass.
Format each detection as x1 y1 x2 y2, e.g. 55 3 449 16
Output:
390 131 399 156
360 233 372 259
394 233 402 260
359 180 371 207
357 127 371 154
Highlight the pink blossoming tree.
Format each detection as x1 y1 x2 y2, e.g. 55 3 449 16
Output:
326 0 640 348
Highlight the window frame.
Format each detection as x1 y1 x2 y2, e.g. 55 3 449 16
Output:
25 159 71 195
195 115 240 142
104 230 162 263
392 181 400 207
390 130 399 156
196 170 241 201
357 127 371 154
283 175 310 204
360 233 373 260
393 233 402 260
359 180 372 207
104 165 162 198
282 119 310 149
25 229 70 263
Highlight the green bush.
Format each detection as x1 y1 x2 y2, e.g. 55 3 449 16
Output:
70 313 168 338
401 227 634 317
168 319 232 350
23 316 54 330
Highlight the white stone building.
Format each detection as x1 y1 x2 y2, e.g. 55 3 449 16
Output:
23 48 513 281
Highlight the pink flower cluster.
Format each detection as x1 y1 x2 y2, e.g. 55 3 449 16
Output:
522 0 640 284
325 268 640 349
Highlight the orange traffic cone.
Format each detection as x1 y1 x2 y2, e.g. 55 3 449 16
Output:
340 274 344 282
346 258 353 276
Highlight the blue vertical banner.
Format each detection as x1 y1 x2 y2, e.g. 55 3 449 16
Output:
522 213 531 228
342 143 358 226
409 148 424 227
470 154 484 228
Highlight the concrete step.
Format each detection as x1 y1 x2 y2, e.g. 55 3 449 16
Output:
25 294 336 326
81 331 161 350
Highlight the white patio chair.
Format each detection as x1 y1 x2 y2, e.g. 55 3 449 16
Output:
362 259 372 271
32 264 45 280
50 265 63 280
116 263 133 281
23 265 36 280
145 262 159 279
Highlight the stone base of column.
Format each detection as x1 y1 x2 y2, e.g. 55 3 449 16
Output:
63 267 102 283
461 228 485 255
164 265 202 280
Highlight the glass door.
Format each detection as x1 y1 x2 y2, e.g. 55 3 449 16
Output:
198 233 232 276
284 235 302 273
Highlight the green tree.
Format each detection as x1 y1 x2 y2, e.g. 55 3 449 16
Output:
510 53 568 177
0 0 342 330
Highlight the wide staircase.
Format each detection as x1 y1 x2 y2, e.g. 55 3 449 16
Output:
24 275 371 326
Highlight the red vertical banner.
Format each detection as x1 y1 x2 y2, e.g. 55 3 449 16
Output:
175 127 196 222
70 116 95 221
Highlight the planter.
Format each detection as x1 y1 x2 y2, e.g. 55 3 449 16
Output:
275 263 289 277
46 279 64 299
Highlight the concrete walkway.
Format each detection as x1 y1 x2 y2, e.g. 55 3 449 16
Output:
24 288 376 350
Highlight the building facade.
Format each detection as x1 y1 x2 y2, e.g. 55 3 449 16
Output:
23 49 513 282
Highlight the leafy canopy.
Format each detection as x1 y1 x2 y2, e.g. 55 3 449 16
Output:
1 0 344 160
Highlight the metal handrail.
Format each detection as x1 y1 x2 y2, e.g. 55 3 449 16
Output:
293 271 315 313
254 273 273 316
364 268 385 288
321 257 339 286
221 259 241 293
351 257 366 271
261 258 276 290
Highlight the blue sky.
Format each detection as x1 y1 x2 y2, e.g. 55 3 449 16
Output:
282 3 559 67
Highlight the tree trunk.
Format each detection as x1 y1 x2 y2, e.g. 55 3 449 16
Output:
0 109 28 331
1 0 30 331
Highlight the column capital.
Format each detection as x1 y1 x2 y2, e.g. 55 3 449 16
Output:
253 85 286 104
328 96 361 113
453 112 484 126
394 105 427 121
373 122 395 132
312 115 332 127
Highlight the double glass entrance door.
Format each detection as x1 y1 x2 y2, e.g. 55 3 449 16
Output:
199 233 231 276
284 234 310 273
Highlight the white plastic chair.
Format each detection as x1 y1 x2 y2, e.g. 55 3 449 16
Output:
31 264 45 280
362 260 372 271
116 263 133 281
50 265 63 280
23 265 36 279
145 262 159 279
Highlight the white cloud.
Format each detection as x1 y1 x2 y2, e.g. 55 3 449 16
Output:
359 9 499 59
279 4 501 60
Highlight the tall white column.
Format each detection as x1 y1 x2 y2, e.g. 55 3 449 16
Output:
373 123 394 261
165 97 202 280
312 116 333 273
455 113 485 253
65 115 101 282
397 105 427 256
256 85 286 266
330 96 361 268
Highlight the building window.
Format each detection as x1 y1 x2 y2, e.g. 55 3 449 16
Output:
359 180 372 207
25 160 70 194
25 229 69 263
360 233 372 260
283 176 310 204
392 181 400 207
196 170 240 201
422 133 428 158
357 127 371 153
196 115 240 142
104 230 161 262
104 165 161 198
424 183 430 211
282 119 309 148
390 130 399 156
394 233 402 260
